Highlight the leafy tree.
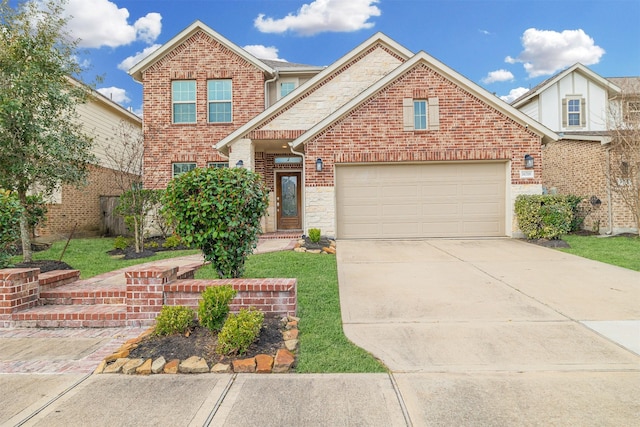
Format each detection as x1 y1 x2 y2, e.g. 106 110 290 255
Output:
0 0 95 261
162 167 269 278
607 81 640 234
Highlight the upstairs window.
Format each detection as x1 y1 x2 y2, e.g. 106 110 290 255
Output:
172 81 196 123
280 81 296 98
403 97 440 131
207 162 229 168
414 100 427 130
562 96 586 128
208 79 232 123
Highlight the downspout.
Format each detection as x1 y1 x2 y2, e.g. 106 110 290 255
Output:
289 143 306 234
606 147 614 234
264 71 279 109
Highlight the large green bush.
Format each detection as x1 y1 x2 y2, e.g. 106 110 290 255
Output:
515 194 580 239
216 308 264 356
162 167 269 278
198 285 237 332
0 189 23 268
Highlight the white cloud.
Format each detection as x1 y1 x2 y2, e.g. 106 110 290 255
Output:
506 28 605 78
96 86 130 104
118 44 162 71
54 0 162 48
482 69 514 84
254 0 381 36
243 45 286 61
500 87 530 103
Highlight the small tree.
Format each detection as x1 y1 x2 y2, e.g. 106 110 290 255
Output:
162 167 269 278
104 121 161 253
0 189 23 268
0 0 95 261
607 81 640 234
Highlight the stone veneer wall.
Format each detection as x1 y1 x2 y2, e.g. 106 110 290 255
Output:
304 186 336 237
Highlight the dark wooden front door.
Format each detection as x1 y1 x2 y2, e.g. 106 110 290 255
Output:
276 172 302 230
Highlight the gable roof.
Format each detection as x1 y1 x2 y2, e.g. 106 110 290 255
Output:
289 50 557 149
129 20 275 82
260 59 325 74
511 63 621 108
216 32 414 154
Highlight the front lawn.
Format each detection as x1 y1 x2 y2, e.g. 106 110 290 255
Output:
11 238 198 279
558 234 640 271
196 251 387 373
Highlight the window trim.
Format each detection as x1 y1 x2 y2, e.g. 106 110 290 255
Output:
172 162 196 178
278 78 299 100
414 100 428 130
207 162 229 169
207 79 233 123
171 80 197 124
562 95 586 128
403 97 439 131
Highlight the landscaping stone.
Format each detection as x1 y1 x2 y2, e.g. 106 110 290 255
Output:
233 357 256 373
286 320 298 329
164 359 180 374
103 358 128 374
123 358 145 374
255 354 274 373
285 339 298 351
283 329 298 340
151 356 166 374
211 363 232 373
136 358 153 375
179 356 209 373
104 349 129 362
94 360 107 374
323 246 336 254
273 349 295 373
294 247 306 253
307 249 322 254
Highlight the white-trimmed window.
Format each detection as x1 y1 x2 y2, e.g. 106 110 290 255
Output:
207 162 229 168
172 81 196 123
562 96 585 128
208 79 232 123
403 97 439 131
172 162 196 178
278 78 298 99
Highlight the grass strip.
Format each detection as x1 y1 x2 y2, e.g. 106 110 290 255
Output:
558 234 640 271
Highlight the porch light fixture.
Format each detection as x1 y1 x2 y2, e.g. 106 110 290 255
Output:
235 160 244 168
524 154 534 169
315 158 323 172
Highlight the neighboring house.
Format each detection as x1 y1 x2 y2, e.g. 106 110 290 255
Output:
130 20 556 239
37 81 142 238
512 63 639 234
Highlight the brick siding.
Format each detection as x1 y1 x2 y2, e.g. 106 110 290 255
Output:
38 164 137 237
141 30 265 189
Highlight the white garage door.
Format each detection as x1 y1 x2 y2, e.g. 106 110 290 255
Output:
335 162 506 239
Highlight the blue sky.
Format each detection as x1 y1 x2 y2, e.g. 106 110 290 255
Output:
30 0 640 114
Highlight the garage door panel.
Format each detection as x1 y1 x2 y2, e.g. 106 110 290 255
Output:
336 163 506 239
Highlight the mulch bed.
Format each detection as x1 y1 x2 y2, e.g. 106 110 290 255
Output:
13 259 74 273
128 316 286 367
107 236 190 260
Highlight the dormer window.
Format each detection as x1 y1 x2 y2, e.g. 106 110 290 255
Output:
278 78 298 99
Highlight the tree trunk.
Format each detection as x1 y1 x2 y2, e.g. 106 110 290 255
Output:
18 192 32 262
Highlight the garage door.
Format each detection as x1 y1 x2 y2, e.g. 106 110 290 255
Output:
335 162 506 239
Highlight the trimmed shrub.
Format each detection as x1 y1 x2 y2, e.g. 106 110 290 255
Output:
515 195 576 239
154 305 196 336
162 167 269 278
24 194 47 237
0 189 23 268
113 235 129 250
216 308 265 356
308 228 321 243
198 285 238 332
162 234 182 249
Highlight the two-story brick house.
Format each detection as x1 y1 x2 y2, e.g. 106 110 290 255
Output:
130 20 557 239
512 63 639 234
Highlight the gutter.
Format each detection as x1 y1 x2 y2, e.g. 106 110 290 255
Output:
606 147 614 234
264 71 279 109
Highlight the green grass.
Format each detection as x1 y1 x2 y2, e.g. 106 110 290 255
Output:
558 234 640 271
11 238 198 279
196 251 387 373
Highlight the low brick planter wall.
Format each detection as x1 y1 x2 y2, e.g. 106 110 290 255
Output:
0 268 40 315
125 266 297 327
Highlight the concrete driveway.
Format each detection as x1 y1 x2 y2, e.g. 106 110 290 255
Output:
337 238 640 426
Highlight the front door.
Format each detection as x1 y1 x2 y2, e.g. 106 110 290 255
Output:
276 172 302 230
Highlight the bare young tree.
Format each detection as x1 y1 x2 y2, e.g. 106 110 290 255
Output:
607 78 640 234
104 121 162 253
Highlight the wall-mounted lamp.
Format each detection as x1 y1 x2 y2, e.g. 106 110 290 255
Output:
590 195 602 207
235 160 244 168
315 158 323 172
524 154 534 169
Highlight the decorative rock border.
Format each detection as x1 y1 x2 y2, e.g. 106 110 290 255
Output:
95 316 299 375
293 238 336 254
